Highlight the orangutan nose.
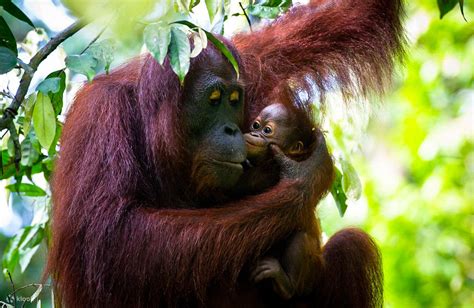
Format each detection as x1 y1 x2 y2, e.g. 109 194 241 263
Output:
224 123 239 136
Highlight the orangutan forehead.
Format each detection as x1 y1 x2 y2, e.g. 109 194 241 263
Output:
260 104 292 123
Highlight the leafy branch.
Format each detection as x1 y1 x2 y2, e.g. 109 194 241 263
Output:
0 20 85 131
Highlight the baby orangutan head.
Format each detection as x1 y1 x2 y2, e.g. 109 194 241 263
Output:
245 103 315 164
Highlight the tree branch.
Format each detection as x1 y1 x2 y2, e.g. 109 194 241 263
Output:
0 20 85 130
239 2 252 32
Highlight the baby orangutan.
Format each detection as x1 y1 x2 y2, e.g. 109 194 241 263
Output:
246 103 310 163
237 103 316 195
237 103 323 301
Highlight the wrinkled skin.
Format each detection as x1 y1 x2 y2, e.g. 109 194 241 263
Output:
182 52 247 191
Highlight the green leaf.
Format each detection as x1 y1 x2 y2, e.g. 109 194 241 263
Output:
331 166 348 217
175 0 191 13
48 122 62 156
204 31 239 78
341 159 362 200
42 157 54 181
1 150 17 180
87 39 116 74
169 25 191 84
205 0 220 22
23 94 36 135
0 16 17 55
66 54 98 82
6 183 47 196
19 245 40 272
46 70 66 115
2 224 44 276
437 0 458 19
173 21 240 79
36 77 61 94
190 28 207 58
20 130 41 167
190 0 200 10
459 0 467 21
7 135 15 157
0 46 17 74
144 22 171 66
33 92 56 150
0 0 35 27
2 238 20 277
248 0 292 19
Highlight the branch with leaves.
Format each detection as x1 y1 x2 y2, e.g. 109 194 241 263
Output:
0 20 84 131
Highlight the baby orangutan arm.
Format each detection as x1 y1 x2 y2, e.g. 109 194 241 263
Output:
251 231 321 299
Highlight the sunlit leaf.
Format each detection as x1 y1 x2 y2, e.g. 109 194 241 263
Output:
190 28 207 58
189 0 200 10
32 93 56 150
205 0 220 22
341 159 362 200
19 245 40 272
7 135 15 157
36 77 61 94
175 0 191 13
2 224 45 275
48 123 62 156
87 39 116 74
45 70 66 116
2 238 20 277
330 167 348 217
0 46 17 74
6 183 47 197
20 130 41 167
248 0 292 19
23 94 36 135
168 25 190 84
144 22 171 66
174 21 240 78
66 54 97 82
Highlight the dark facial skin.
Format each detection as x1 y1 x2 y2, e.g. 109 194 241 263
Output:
245 104 304 164
182 50 247 191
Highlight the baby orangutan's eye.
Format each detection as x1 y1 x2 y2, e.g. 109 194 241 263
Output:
252 121 261 130
263 126 273 135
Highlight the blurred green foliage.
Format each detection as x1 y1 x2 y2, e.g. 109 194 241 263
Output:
320 1 473 307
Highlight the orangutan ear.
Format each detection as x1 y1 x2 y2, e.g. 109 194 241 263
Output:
288 141 304 155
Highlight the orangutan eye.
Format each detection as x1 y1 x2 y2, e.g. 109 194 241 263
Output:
209 89 221 105
229 90 240 105
252 121 261 130
263 126 273 135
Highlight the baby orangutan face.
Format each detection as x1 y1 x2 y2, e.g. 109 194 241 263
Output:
245 104 304 163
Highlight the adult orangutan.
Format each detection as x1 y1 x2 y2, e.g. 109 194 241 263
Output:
47 0 404 307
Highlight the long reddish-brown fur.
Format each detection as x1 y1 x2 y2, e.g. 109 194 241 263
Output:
47 0 404 306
